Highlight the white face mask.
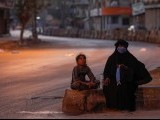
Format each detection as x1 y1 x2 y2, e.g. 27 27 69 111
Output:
117 46 127 54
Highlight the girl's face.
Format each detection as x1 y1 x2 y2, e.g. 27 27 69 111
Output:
77 56 86 66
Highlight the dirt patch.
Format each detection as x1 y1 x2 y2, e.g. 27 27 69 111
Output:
0 39 47 51
0 40 21 50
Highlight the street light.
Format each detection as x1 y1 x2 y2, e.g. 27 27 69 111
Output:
36 16 41 20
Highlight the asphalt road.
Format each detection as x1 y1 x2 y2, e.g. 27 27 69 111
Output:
0 34 160 119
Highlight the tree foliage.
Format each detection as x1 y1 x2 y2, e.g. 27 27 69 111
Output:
15 0 48 44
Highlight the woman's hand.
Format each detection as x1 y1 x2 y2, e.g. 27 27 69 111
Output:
118 64 128 70
103 78 110 86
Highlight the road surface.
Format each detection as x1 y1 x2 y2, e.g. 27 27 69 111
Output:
0 31 160 118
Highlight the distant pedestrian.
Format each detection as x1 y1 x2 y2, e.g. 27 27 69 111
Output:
71 54 100 91
103 39 152 111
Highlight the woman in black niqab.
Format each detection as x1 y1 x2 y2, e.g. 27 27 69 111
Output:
103 39 152 111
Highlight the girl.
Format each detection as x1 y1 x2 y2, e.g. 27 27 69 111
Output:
71 54 100 91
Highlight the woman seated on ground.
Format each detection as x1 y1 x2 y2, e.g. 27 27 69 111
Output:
71 53 100 91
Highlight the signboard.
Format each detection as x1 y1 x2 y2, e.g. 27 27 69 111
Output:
132 2 145 16
102 7 132 16
90 8 101 17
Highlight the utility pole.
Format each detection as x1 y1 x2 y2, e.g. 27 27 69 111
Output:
88 0 91 30
100 0 103 32
60 0 66 28
32 0 38 41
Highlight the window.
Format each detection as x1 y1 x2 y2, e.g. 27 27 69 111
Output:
111 16 119 24
122 18 130 25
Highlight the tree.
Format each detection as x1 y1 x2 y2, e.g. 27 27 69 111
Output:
29 0 46 43
15 0 31 44
15 0 49 44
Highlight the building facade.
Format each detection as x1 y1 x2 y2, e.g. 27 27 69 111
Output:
131 0 160 31
41 0 90 30
131 0 145 30
0 0 14 36
69 0 90 29
89 0 132 31
144 0 160 30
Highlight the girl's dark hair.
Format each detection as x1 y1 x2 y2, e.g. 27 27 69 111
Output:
76 54 86 62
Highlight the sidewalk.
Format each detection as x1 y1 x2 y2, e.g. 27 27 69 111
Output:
20 100 160 119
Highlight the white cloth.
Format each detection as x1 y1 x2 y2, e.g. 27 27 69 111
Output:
116 66 121 86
